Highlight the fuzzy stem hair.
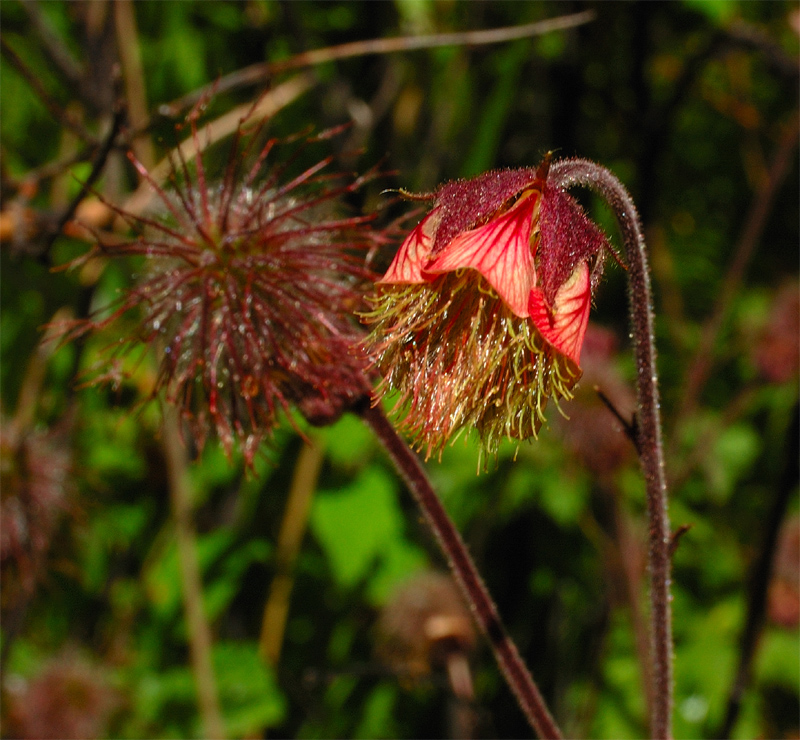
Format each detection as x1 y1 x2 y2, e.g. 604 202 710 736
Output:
548 158 673 740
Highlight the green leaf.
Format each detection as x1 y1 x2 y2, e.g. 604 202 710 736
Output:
756 628 800 692
214 641 286 735
311 467 424 595
682 0 739 23
707 422 760 502
204 539 271 620
322 414 376 468
355 682 399 739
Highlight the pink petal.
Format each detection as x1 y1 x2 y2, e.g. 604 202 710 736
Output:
423 191 539 317
528 261 591 365
379 209 439 284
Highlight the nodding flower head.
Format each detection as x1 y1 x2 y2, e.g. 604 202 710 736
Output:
60 108 390 464
363 156 609 460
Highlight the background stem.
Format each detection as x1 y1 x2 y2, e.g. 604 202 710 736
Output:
359 401 562 740
259 438 326 667
549 159 673 739
162 405 226 740
717 402 799 738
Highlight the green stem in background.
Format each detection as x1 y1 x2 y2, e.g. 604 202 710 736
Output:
259 438 326 667
549 159 673 739
359 401 562 740
717 402 799 739
162 405 226 740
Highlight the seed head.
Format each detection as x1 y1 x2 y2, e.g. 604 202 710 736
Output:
376 571 476 692
60 110 390 464
1 418 73 606
4 648 119 740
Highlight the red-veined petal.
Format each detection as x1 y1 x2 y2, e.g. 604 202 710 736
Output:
528 260 591 365
379 209 439 284
423 191 539 317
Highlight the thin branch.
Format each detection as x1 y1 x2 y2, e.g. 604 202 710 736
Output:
673 115 799 436
549 159 673 739
42 100 125 255
6 307 74 441
717 402 799 739
2 146 93 193
0 35 97 145
668 524 692 559
595 386 640 454
158 12 596 119
114 0 155 169
20 0 86 96
359 400 562 739
122 75 314 219
725 20 800 81
161 405 226 740
259 438 326 667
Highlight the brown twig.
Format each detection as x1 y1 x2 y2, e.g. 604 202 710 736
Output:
161 405 226 740
41 100 126 256
122 75 314 220
259 439 326 667
672 115 799 438
20 0 86 96
114 0 155 169
668 524 692 559
595 386 640 454
158 12 596 119
0 35 97 145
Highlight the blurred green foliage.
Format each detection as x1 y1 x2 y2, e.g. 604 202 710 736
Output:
1 1 798 738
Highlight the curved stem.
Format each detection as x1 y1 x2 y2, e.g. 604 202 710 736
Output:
358 401 562 739
549 159 673 739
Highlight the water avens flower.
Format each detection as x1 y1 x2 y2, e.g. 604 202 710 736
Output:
60 111 389 464
363 156 609 459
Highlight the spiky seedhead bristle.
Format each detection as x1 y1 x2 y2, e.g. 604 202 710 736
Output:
363 271 581 460
56 118 389 465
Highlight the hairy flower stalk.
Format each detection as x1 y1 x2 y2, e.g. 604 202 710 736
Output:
549 158 673 740
363 156 608 459
59 111 389 463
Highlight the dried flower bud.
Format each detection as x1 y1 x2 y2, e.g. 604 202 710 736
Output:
58 111 390 464
376 571 476 699
4 648 119 739
753 282 800 384
363 158 608 459
768 514 800 629
1 419 72 606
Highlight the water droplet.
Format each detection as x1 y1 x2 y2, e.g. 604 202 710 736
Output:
241 375 259 398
